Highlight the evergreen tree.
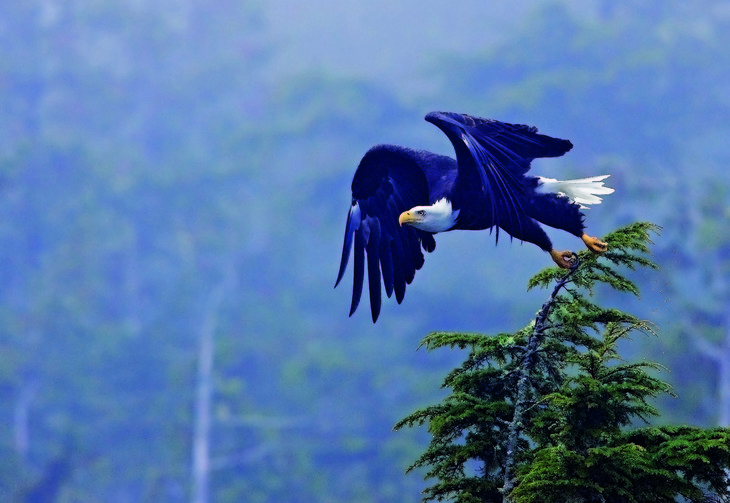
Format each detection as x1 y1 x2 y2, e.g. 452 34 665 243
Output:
395 222 730 503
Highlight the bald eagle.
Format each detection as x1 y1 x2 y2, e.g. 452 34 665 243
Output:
335 112 613 322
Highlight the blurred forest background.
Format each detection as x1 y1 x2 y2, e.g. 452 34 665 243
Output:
2 0 730 501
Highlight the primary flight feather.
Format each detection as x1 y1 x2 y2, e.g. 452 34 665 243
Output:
335 112 613 322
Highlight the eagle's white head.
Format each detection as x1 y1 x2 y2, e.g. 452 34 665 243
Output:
398 198 460 233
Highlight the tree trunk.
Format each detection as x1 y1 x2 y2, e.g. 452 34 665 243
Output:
718 315 730 427
14 379 38 463
693 311 730 427
191 266 236 503
502 264 577 502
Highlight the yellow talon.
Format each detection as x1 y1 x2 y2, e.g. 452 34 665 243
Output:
581 233 608 253
550 249 575 269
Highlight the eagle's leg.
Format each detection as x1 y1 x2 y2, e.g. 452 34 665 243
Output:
550 249 575 269
581 233 607 253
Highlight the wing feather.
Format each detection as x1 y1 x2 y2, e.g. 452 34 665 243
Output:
336 145 434 321
425 112 572 236
335 202 361 288
380 239 394 298
365 218 382 322
349 230 366 316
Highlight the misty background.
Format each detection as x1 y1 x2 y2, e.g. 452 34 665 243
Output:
2 1 730 501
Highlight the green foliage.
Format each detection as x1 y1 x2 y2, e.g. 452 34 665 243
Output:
514 425 730 503
527 222 660 294
397 222 730 502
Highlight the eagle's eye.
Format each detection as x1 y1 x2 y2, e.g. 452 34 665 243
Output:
417 210 426 216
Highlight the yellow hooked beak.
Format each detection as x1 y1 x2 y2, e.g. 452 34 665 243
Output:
399 211 419 227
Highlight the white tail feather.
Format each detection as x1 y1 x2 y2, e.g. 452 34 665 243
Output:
537 175 614 208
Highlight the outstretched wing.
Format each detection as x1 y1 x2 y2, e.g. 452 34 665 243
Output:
335 145 436 322
424 112 573 233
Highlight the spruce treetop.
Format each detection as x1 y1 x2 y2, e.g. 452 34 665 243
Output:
396 222 730 503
